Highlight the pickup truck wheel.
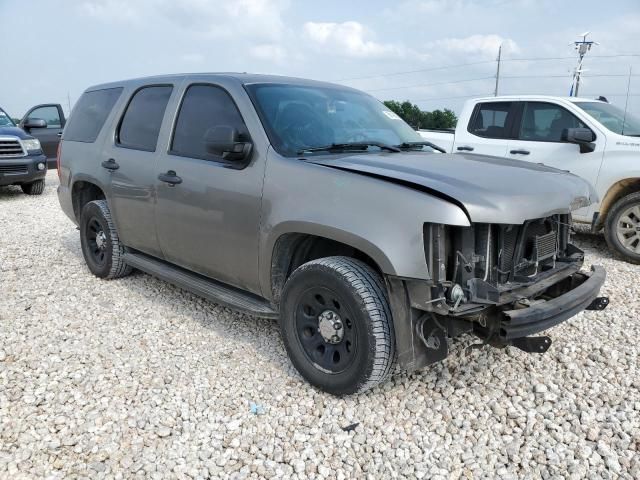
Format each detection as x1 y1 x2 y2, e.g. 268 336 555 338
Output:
605 192 640 264
80 200 133 279
21 179 45 195
280 257 395 395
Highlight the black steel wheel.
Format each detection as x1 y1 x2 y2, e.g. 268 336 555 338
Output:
80 200 132 279
294 286 358 374
280 256 395 395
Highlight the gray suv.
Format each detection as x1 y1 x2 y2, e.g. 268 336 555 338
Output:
58 74 609 395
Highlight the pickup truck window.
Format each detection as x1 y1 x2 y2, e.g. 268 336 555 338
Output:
26 106 62 129
171 84 250 162
246 83 423 156
468 102 514 139
574 101 640 136
520 102 587 142
117 85 173 152
65 88 123 143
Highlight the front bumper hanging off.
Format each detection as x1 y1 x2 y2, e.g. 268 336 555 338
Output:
499 265 607 340
388 264 609 371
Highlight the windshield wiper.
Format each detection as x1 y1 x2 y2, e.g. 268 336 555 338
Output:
396 141 447 154
297 142 401 155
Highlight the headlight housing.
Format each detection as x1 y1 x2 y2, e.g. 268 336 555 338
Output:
22 138 41 152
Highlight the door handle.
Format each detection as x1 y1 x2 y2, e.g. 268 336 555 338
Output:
510 149 530 155
57 132 62 137
457 146 474 152
101 158 119 170
158 170 182 186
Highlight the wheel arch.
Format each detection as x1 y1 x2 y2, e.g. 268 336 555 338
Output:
71 178 107 222
268 228 393 304
597 177 640 229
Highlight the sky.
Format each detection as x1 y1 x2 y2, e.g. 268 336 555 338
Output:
1 0 639 118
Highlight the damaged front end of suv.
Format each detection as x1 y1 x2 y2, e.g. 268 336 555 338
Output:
390 214 608 371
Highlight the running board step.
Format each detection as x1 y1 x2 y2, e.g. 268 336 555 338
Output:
123 252 279 319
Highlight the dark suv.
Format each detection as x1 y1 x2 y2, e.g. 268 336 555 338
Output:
0 106 49 195
57 74 608 395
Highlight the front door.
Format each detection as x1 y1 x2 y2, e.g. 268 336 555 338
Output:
103 84 174 258
21 104 65 164
154 83 265 294
506 101 605 222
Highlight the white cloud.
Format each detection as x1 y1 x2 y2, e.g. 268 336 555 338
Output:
250 44 287 63
79 0 288 41
80 0 140 23
303 21 404 58
427 34 519 59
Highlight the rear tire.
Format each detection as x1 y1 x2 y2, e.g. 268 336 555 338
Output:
604 192 640 264
280 257 395 395
21 179 45 195
80 200 132 279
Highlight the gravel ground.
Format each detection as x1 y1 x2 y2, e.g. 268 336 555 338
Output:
0 171 638 479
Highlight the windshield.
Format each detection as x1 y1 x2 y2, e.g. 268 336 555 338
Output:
246 83 424 156
0 108 15 127
574 101 640 136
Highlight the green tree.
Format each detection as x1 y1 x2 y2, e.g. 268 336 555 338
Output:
383 100 457 130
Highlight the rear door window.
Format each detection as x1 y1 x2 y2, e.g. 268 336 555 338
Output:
468 102 514 139
117 86 173 152
64 88 123 143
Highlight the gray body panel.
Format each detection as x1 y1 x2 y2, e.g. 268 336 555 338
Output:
306 152 597 225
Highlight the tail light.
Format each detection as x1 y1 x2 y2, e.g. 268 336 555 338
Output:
56 142 62 180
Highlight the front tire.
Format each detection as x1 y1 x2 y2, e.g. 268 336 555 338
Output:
604 192 640 264
280 257 395 395
21 179 45 195
80 200 132 279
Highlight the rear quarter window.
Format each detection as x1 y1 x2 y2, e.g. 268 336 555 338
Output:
64 87 123 143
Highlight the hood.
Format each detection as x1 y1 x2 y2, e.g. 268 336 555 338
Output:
307 152 597 224
0 126 32 140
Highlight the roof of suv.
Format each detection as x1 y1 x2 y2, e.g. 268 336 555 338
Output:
87 73 355 92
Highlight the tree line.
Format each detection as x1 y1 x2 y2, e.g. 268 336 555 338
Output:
383 100 457 130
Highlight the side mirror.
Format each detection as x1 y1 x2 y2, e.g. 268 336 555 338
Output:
204 126 252 162
563 128 596 153
22 118 47 131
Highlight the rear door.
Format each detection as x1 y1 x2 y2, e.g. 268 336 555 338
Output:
20 104 65 164
506 101 605 222
154 82 266 294
452 101 518 157
101 84 175 258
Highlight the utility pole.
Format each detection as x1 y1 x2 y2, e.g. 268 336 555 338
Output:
571 32 598 97
67 92 72 114
622 66 632 135
494 43 502 97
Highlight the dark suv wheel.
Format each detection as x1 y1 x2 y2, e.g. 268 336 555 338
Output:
280 256 395 395
21 179 45 195
80 200 132 279
604 192 640 264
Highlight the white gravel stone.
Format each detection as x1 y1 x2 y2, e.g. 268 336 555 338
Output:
0 172 638 478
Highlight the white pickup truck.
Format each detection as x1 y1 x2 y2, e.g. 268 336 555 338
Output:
419 95 640 263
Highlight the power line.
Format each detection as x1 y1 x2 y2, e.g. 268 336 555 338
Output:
336 53 640 83
366 76 495 92
365 72 638 94
336 60 495 82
